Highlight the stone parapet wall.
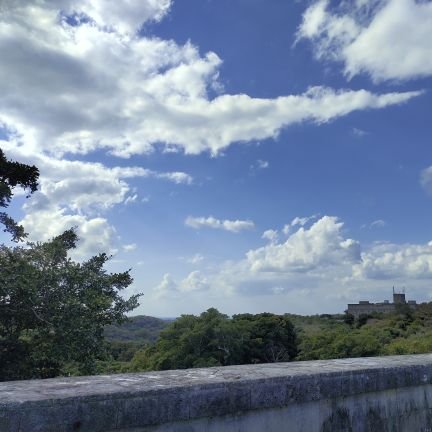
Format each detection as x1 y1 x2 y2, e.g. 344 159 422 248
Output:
2 355 432 431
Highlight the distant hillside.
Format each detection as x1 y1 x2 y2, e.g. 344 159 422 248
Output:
105 315 169 344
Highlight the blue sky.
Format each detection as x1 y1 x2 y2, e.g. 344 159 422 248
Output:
1 0 432 316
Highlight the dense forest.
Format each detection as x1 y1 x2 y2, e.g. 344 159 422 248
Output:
95 303 432 375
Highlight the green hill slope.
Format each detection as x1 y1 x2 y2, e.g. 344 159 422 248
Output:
105 315 169 343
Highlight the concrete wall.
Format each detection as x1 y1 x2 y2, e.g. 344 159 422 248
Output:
2 354 432 432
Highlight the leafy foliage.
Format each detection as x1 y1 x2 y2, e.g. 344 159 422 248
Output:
102 316 169 366
0 149 39 241
129 308 298 371
105 315 168 343
0 229 141 381
80 304 432 376
295 307 432 361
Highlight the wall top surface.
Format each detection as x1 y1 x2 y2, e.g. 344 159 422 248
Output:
2 354 432 406
3 355 432 431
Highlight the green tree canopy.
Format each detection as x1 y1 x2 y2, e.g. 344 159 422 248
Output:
232 313 298 363
130 308 298 371
0 148 39 241
0 229 141 381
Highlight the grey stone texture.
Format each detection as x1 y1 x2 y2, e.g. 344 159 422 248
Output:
2 354 432 431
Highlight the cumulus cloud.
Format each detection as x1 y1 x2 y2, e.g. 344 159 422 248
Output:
2 0 172 35
253 218 432 283
68 0 172 34
1 144 192 257
0 0 422 161
22 209 117 259
180 271 210 293
185 216 255 233
354 241 432 280
154 273 179 299
0 0 425 261
158 216 432 305
3 145 192 212
297 0 432 82
154 271 209 298
248 216 361 273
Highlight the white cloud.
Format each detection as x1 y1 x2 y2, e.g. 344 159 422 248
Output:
2 0 172 35
185 216 255 233
150 216 432 315
354 241 432 280
70 0 172 35
0 0 425 265
262 229 279 243
174 216 361 301
123 243 137 252
22 208 117 259
1 144 192 257
291 215 317 227
282 214 318 235
156 172 193 185
257 160 269 169
361 219 387 229
252 159 270 170
420 166 432 195
250 159 270 174
154 273 179 298
179 271 210 293
298 0 329 40
297 0 432 82
154 270 209 298
124 194 138 205
186 253 204 265
352 127 368 137
248 216 361 273
0 0 422 162
2 145 192 212
370 219 386 228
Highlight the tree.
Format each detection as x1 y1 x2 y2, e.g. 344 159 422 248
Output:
0 148 39 241
0 229 141 381
130 309 298 371
343 312 355 327
232 313 298 363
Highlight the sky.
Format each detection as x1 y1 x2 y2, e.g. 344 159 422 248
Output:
1 0 432 317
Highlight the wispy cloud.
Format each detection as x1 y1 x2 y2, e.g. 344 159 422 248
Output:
185 216 255 233
297 0 432 82
352 127 368 137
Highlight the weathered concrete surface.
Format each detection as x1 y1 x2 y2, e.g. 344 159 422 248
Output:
2 355 432 431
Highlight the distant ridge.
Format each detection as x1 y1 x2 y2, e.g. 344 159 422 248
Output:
105 315 169 343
